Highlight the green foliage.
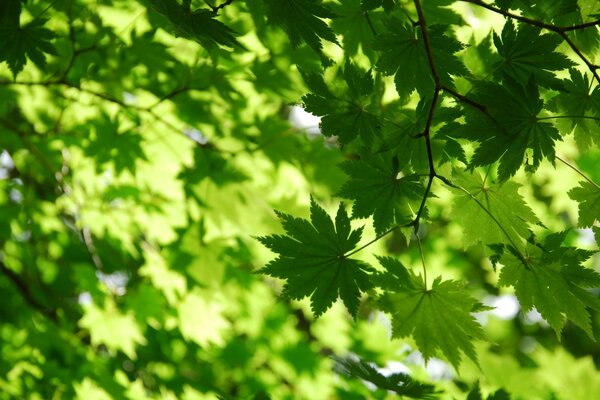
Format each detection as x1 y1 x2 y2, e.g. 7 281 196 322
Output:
333 355 439 398
302 62 382 145
258 198 373 317
378 257 487 369
338 152 424 233
0 0 599 399
0 2 56 76
498 233 600 337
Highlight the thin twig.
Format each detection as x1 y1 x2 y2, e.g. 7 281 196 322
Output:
556 155 600 189
460 0 600 83
0 260 58 322
460 0 600 32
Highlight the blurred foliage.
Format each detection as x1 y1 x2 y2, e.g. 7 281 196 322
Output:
0 0 599 399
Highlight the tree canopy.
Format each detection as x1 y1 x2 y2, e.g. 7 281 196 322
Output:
1 0 600 399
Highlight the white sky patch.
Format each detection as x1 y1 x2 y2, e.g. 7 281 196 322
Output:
123 91 137 105
289 105 321 135
78 291 93 306
377 360 411 376
183 128 209 145
522 308 550 327
97 271 129 296
487 294 520 320
577 228 596 246
405 352 454 381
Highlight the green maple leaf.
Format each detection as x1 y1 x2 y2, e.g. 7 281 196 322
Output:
550 69 600 149
302 62 382 145
258 198 373 317
448 77 561 180
361 0 394 11
568 181 600 227
493 20 574 87
263 0 339 59
330 0 386 57
498 233 600 338
450 170 539 246
377 257 487 369
333 355 439 398
338 152 424 234
86 114 147 174
145 0 240 49
0 14 57 77
374 21 467 98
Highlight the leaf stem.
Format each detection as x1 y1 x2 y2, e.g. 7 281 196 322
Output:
343 224 408 258
437 175 529 265
415 231 428 290
365 11 378 36
556 155 600 189
537 115 600 122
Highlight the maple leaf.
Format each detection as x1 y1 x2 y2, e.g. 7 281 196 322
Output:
263 0 339 59
0 14 57 77
498 233 600 338
374 21 467 98
549 69 600 149
333 355 439 398
338 152 424 234
493 20 574 87
145 0 241 49
450 169 539 246
568 181 600 227
377 257 487 369
258 198 373 317
302 62 383 145
447 77 561 180
330 0 385 57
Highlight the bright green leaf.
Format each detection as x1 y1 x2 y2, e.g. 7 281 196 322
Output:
378 257 487 369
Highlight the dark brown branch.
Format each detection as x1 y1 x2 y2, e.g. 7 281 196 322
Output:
206 0 234 15
460 0 600 32
558 31 600 83
415 0 440 87
0 260 58 322
460 0 600 83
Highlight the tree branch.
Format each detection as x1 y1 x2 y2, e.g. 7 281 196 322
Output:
460 0 600 83
460 0 600 32
0 260 58 322
205 0 234 15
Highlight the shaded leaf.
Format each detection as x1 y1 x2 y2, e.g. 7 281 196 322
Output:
258 198 373 317
338 152 424 234
498 234 600 338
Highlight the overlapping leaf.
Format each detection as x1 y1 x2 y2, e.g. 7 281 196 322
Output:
302 62 382 145
493 20 574 87
338 152 424 234
377 257 487 369
446 77 561 180
145 0 240 49
498 233 600 337
450 170 539 246
263 0 338 58
0 7 57 77
374 21 467 98
333 355 439 398
568 181 600 227
549 69 600 149
258 199 373 317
